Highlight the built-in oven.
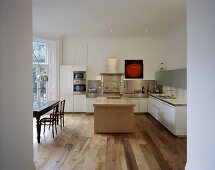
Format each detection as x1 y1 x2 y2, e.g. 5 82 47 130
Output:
73 79 86 94
73 71 86 79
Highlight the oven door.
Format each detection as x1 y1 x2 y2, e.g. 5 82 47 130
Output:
73 84 86 94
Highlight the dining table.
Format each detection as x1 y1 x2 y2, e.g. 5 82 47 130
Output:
33 100 60 143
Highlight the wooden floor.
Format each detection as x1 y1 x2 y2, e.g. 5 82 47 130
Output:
33 113 186 170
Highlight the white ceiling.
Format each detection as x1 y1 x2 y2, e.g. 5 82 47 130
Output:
33 0 186 37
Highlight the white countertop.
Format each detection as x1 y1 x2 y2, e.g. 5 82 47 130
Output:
149 94 187 106
93 97 135 107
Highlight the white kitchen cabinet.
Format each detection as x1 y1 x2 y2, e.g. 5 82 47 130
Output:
74 94 86 112
147 96 187 136
158 101 175 133
60 94 73 112
139 98 148 113
60 65 73 94
86 98 97 114
130 98 140 113
60 65 74 112
148 97 160 120
129 98 148 113
73 65 86 71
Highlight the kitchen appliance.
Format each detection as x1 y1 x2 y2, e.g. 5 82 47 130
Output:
87 88 97 98
89 88 97 93
103 81 120 93
73 79 86 94
73 71 86 79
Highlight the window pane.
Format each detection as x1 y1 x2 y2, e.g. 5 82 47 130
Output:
40 67 47 75
32 41 47 64
39 81 47 101
39 66 48 101
32 66 38 101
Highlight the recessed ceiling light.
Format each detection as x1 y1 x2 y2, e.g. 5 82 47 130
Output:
145 29 148 32
110 29 113 32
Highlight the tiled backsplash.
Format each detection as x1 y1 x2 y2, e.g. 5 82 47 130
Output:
87 79 158 94
162 86 187 99
123 80 156 94
87 80 186 99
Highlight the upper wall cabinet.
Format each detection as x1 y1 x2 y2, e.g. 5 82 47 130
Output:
163 70 175 87
155 69 187 89
155 71 164 85
174 69 187 89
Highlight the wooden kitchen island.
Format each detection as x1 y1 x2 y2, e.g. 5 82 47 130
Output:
93 97 135 133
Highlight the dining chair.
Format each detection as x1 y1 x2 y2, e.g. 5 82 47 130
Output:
51 100 65 129
39 103 59 138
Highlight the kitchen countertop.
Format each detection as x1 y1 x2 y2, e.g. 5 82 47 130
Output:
93 97 135 107
87 93 187 106
87 93 148 98
149 94 187 106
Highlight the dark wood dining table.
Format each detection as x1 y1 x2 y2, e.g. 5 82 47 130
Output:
33 100 60 143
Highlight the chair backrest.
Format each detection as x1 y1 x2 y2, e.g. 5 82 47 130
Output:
60 100 65 114
53 103 59 117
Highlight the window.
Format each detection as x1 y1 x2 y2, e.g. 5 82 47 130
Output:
32 40 48 101
32 38 58 101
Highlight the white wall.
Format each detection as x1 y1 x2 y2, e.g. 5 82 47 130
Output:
62 36 164 80
187 0 215 169
163 21 187 70
162 20 187 99
0 1 34 170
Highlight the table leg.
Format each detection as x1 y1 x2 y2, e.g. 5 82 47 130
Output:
36 116 41 143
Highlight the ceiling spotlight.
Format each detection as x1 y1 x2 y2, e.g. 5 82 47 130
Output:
145 29 148 32
110 29 113 32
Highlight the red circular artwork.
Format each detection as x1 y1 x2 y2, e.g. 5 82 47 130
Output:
126 63 142 78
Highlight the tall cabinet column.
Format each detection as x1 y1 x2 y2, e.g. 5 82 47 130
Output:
60 65 74 112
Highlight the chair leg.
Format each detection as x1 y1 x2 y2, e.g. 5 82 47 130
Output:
60 116 62 129
55 119 57 134
63 115 64 127
52 122 54 138
43 122 46 134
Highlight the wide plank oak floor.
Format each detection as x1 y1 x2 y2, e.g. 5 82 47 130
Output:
34 113 186 170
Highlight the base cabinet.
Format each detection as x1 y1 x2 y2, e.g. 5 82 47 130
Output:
60 94 73 112
139 98 148 112
86 98 97 114
74 94 86 112
158 102 175 133
129 98 148 113
129 98 140 113
148 96 187 136
148 97 159 120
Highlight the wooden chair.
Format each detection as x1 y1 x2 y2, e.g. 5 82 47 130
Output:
50 100 65 129
39 103 59 138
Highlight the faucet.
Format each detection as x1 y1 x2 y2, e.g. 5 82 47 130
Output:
166 90 174 98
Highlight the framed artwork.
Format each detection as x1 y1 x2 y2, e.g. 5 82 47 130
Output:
125 60 143 79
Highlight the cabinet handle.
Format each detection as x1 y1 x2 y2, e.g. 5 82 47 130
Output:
153 105 160 110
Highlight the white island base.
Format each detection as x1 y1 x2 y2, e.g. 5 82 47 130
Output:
93 97 135 133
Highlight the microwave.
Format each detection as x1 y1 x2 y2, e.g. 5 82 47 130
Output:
73 71 86 79
73 79 86 94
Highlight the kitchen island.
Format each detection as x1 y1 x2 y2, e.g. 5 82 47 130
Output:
93 97 135 133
